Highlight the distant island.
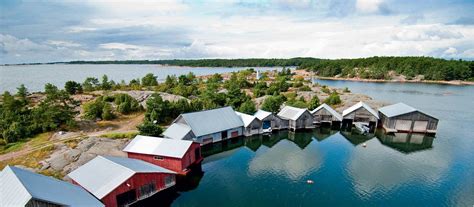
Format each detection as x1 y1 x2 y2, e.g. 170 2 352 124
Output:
3 56 474 82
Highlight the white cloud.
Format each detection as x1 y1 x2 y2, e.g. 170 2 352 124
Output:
356 0 383 14
46 40 81 47
84 0 189 16
443 47 458 55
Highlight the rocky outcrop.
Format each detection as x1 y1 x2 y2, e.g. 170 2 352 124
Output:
42 137 129 177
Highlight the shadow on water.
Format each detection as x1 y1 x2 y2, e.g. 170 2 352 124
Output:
134 126 436 206
132 166 205 207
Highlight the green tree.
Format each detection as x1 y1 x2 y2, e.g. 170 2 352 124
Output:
101 75 112 90
65 81 83 94
141 73 158 86
253 81 267 97
82 77 99 92
308 96 320 110
145 94 172 124
239 100 256 114
137 122 163 137
16 84 29 106
261 95 284 113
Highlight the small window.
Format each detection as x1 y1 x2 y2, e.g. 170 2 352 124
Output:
153 156 164 160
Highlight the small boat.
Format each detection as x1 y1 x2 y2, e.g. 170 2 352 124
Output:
262 128 272 134
306 180 314 184
354 122 370 135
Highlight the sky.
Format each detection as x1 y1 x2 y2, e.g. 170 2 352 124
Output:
0 0 473 64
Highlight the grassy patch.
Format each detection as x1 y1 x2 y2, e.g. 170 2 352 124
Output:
39 169 65 180
27 132 52 148
0 145 55 170
100 131 138 139
0 132 52 155
0 141 26 155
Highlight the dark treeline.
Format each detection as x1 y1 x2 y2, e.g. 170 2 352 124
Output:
64 57 474 81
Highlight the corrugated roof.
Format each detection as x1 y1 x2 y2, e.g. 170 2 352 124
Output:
179 106 244 137
277 106 308 121
378 102 437 119
311 103 343 121
0 166 103 207
123 135 193 158
378 103 416 117
342 101 379 119
67 156 175 199
163 123 192 140
254 109 272 121
235 112 259 127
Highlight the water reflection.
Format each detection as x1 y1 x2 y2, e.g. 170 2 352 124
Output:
313 127 338 142
376 131 434 154
340 129 376 146
135 127 447 206
247 138 323 181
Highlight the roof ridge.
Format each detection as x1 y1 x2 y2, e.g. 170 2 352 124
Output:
3 166 33 201
182 106 232 116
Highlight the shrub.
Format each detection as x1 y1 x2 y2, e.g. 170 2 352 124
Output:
114 94 141 114
324 92 342 105
137 122 163 137
321 85 331 94
101 103 115 120
299 85 311 91
239 100 257 114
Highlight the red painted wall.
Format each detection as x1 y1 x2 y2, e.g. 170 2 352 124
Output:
127 143 202 174
74 173 175 207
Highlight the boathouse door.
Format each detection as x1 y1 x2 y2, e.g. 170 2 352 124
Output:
116 189 136 207
262 121 271 129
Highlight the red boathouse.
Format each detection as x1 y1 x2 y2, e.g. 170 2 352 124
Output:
68 156 176 207
123 135 203 175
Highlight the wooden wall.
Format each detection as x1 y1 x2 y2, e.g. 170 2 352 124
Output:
99 173 175 207
127 143 201 174
380 111 438 131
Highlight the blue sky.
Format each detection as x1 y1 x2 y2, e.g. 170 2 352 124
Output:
0 0 473 64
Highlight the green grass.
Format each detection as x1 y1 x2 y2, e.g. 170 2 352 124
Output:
100 131 138 139
0 132 52 155
0 141 26 155
0 145 55 170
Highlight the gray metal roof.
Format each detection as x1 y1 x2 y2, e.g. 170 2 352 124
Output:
311 103 343 121
123 135 194 158
235 111 259 127
378 102 416 117
378 103 437 119
67 156 175 199
0 166 103 207
163 123 192 140
342 101 379 119
254 109 272 121
277 106 308 121
179 106 244 137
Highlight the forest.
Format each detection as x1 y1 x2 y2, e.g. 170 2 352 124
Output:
64 57 474 81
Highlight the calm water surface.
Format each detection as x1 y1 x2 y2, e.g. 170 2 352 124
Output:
139 79 474 207
0 64 281 92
